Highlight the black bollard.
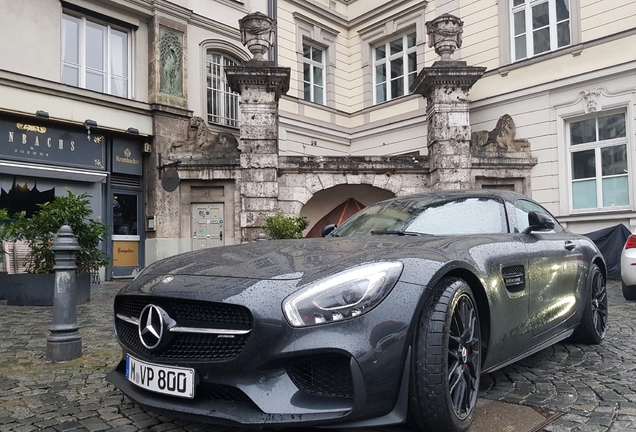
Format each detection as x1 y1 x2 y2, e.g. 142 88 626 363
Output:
46 225 82 361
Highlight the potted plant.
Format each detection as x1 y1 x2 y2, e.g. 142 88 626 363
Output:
4 192 109 306
0 208 9 300
265 213 309 239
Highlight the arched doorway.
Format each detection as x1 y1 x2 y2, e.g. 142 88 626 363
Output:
301 184 394 237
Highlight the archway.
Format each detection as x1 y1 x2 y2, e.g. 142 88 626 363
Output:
300 184 394 236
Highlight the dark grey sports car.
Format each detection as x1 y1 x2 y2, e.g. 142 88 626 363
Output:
108 189 608 432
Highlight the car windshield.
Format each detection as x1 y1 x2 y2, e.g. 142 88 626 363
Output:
331 196 506 238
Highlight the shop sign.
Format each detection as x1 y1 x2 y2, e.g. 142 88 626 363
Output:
113 138 143 176
0 118 105 170
113 241 139 267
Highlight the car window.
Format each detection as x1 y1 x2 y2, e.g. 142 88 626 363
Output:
407 198 505 235
515 199 560 233
333 197 507 237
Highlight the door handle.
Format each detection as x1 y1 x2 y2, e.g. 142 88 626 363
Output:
564 241 576 251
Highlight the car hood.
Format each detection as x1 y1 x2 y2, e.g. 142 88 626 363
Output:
139 236 450 282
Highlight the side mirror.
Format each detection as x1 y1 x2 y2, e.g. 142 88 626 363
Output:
322 224 337 237
523 211 555 234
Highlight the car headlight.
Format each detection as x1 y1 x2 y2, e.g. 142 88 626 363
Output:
283 261 403 327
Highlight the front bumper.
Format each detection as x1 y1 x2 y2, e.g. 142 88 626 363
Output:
107 275 426 428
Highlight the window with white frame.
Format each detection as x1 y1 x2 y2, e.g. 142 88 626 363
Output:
61 12 130 97
511 0 571 61
373 32 417 104
302 43 325 105
569 112 628 211
206 53 240 128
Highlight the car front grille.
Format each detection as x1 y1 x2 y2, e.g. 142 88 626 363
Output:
115 295 252 361
287 355 354 398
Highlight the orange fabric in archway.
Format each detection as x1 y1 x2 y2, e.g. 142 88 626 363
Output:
305 197 365 238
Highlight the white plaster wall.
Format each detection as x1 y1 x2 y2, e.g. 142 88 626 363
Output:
0 0 62 82
580 0 636 41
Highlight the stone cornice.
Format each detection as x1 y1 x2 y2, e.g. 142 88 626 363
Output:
411 63 487 97
279 155 429 174
225 65 292 99
471 154 538 168
286 0 426 31
0 69 152 117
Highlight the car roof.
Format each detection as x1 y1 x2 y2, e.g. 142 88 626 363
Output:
383 188 531 204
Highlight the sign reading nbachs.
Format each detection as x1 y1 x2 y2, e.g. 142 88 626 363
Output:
0 117 105 170
113 138 143 176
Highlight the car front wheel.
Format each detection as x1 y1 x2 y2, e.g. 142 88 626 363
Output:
409 277 481 432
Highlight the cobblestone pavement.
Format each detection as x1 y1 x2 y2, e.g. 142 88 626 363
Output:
0 280 634 432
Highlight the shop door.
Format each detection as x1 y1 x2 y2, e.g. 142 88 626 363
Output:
192 203 224 250
112 191 142 278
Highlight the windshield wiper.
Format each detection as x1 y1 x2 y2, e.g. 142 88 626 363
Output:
370 229 430 236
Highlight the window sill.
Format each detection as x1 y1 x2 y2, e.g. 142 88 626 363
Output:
558 209 635 222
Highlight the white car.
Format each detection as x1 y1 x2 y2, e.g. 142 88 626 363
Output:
620 234 636 300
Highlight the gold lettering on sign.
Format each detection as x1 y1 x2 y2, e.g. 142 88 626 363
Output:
16 123 46 133
115 155 140 165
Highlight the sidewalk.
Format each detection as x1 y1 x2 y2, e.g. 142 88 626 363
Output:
1 280 635 432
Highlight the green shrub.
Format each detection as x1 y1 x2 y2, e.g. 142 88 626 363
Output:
265 213 309 239
6 192 109 274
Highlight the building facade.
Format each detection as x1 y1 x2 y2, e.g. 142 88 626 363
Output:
275 0 636 235
1 0 634 277
0 0 268 277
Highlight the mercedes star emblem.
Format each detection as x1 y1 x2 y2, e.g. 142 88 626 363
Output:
138 304 165 349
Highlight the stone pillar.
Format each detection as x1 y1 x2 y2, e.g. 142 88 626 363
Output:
226 12 290 242
411 14 486 190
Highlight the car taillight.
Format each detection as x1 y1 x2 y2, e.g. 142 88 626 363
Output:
625 235 636 249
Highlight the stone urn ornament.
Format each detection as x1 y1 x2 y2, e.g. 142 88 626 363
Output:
426 13 463 61
239 12 276 61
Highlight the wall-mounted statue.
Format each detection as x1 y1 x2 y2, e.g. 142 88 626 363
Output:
159 27 184 97
471 114 530 153
170 116 239 154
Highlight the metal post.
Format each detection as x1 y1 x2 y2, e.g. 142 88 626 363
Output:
46 225 82 361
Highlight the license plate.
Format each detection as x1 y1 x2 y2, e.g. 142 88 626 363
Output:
126 355 195 399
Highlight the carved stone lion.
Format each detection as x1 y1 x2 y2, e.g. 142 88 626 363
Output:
170 116 238 153
470 114 530 153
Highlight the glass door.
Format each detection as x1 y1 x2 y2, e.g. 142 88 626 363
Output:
111 190 142 278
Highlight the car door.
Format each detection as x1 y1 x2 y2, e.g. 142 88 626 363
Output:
514 199 582 340
410 196 533 369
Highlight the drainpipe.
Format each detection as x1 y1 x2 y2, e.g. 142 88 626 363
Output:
268 0 278 65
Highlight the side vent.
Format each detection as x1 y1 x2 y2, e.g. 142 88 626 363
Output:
502 265 525 293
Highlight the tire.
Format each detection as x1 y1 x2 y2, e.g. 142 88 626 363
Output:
623 282 636 301
571 264 608 344
409 277 481 432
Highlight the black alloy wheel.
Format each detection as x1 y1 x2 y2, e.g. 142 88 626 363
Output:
409 277 481 432
572 264 607 344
